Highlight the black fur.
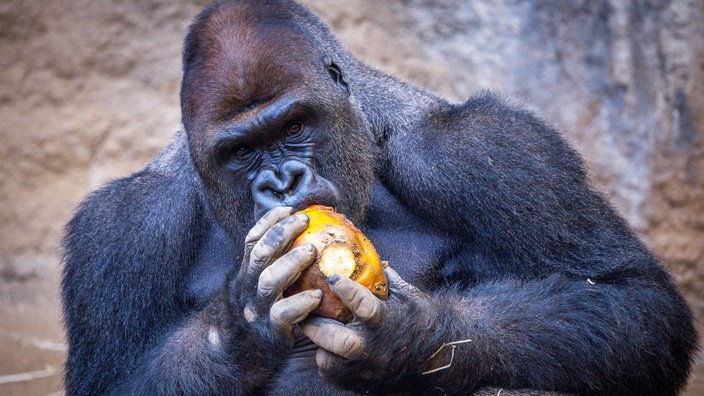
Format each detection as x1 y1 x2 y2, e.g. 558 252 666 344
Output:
62 1 697 395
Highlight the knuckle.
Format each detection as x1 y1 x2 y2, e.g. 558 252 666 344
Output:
257 271 276 296
249 252 269 268
272 256 299 282
317 323 334 342
250 243 275 265
244 233 257 244
319 350 336 371
357 298 378 320
269 304 285 325
316 348 332 370
350 286 365 305
341 333 361 356
264 225 286 247
344 284 370 310
369 299 381 318
243 242 256 255
244 225 264 243
245 225 262 241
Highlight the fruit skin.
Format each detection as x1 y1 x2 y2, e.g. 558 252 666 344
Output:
284 205 388 322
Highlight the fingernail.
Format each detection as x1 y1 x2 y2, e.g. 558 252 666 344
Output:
306 243 316 253
296 213 309 223
314 289 323 298
328 274 340 285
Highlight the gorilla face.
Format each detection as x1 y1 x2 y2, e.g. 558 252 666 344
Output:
179 1 375 238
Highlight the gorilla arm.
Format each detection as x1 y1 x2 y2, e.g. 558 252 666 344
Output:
304 266 693 395
63 169 322 395
303 93 696 394
115 208 322 394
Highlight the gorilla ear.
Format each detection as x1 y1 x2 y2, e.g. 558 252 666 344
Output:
324 56 350 97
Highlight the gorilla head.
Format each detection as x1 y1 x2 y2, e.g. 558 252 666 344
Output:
180 0 375 237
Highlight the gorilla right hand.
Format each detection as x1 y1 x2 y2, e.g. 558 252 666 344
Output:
228 206 322 349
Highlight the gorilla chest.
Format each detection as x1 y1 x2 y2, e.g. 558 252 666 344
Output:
362 182 458 289
364 226 452 289
183 222 240 309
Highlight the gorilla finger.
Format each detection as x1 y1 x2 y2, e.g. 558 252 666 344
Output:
244 206 294 246
270 289 322 328
301 317 363 359
385 267 421 295
248 212 309 272
257 244 317 300
316 347 343 372
328 274 380 322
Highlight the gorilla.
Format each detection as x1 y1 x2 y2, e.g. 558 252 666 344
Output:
61 1 697 395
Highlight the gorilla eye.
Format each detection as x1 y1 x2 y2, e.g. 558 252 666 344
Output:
232 146 253 159
285 122 304 136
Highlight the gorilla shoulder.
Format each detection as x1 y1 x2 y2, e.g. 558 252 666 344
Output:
64 131 201 260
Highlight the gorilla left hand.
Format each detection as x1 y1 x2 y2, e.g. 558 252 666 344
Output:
302 267 450 393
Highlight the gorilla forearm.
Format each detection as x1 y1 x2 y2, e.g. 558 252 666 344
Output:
422 274 694 395
61 161 284 394
111 303 242 394
110 295 288 395
61 167 205 393
303 265 693 395
104 208 323 394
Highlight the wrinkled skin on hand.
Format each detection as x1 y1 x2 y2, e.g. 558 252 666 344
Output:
229 207 323 353
302 267 445 393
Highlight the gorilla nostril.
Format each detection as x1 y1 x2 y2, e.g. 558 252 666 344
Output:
286 173 303 195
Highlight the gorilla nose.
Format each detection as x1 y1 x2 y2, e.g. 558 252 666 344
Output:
252 161 306 198
251 160 340 219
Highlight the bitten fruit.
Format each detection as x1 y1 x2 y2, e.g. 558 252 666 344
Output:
284 205 388 322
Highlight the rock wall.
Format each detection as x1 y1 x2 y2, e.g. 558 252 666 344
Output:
0 0 701 394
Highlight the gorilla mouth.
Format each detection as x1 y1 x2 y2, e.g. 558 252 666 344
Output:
281 188 340 214
253 182 341 221
295 195 338 212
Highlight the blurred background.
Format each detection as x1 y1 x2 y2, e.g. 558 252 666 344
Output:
0 0 702 394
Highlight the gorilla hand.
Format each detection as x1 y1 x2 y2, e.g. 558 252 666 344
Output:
229 206 322 354
301 267 449 393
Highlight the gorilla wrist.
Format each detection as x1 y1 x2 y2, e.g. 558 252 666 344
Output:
322 292 472 393
213 281 292 391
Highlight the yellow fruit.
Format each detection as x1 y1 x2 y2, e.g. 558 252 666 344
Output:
284 205 388 322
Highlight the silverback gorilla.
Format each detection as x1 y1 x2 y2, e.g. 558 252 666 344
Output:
62 1 697 395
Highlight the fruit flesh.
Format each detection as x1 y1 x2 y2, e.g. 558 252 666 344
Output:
318 244 356 278
284 205 388 322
